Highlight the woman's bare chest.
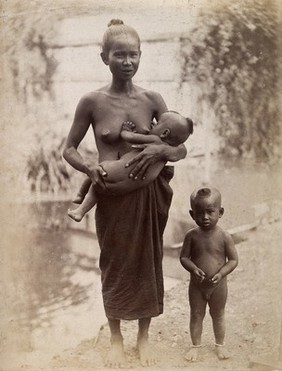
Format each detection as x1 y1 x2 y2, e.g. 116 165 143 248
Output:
93 95 155 143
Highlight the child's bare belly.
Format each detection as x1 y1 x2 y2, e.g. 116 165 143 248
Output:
193 255 225 278
100 151 166 195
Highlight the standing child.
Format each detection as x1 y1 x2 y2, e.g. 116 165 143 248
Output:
180 187 238 362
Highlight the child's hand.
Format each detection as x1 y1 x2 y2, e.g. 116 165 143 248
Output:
193 268 206 283
211 273 223 285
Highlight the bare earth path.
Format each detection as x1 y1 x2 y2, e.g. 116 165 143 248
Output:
49 220 282 371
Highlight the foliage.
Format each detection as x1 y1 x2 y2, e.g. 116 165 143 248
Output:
25 124 97 196
179 0 281 162
3 3 59 105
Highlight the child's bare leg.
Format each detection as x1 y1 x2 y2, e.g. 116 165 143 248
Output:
73 177 92 204
105 318 127 368
185 284 206 362
137 318 156 366
209 282 230 360
68 184 96 222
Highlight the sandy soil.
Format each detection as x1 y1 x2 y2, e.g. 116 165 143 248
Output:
44 220 282 371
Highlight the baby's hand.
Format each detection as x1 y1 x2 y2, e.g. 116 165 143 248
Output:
122 121 137 132
193 268 206 283
211 273 223 285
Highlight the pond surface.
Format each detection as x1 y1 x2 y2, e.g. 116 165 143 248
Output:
1 200 181 368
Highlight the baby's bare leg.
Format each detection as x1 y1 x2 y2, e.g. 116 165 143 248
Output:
209 280 230 359
185 283 207 362
137 318 157 366
68 184 97 222
102 153 166 195
106 319 127 368
73 177 92 204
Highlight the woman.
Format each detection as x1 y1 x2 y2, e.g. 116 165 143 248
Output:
63 19 187 368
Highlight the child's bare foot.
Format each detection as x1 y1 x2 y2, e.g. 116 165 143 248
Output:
137 338 157 366
185 345 201 362
122 121 136 132
67 208 83 222
105 341 127 368
215 343 230 360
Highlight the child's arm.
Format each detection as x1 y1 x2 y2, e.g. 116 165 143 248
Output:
180 231 206 281
211 232 238 284
121 130 163 145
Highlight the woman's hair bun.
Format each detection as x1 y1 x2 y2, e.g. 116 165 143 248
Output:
108 19 124 27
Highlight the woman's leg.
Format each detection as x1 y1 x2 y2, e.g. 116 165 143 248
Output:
137 318 157 366
105 318 127 368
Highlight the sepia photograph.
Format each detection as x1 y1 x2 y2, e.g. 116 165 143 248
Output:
1 0 282 370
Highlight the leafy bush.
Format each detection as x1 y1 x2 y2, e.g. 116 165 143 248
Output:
179 0 281 162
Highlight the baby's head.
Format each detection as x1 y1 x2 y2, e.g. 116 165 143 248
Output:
190 187 224 230
153 111 193 146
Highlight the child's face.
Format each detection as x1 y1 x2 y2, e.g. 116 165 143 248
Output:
190 196 224 230
101 33 141 81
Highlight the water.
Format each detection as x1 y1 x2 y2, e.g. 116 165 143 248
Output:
0 200 181 369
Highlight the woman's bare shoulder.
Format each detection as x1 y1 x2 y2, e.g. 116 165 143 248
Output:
77 87 110 108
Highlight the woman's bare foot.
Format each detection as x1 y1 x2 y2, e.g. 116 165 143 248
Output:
105 341 127 368
137 338 157 367
215 343 230 360
67 208 83 222
185 345 201 362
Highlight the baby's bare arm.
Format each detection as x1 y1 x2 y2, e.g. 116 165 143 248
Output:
121 130 163 145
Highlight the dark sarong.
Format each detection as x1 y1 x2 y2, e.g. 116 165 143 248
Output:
95 166 174 320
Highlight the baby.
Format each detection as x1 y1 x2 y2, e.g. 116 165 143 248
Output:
68 111 193 221
180 187 238 361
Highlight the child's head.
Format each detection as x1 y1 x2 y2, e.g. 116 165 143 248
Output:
101 19 141 56
152 111 194 146
189 187 224 230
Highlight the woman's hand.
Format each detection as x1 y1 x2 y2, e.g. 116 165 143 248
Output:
125 142 187 180
85 163 108 191
125 143 167 180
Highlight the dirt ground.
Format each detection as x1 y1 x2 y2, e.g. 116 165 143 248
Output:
43 219 282 371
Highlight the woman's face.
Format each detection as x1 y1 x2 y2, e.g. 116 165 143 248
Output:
102 33 141 80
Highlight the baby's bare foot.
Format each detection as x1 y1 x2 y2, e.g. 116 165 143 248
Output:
67 208 83 222
215 343 230 360
137 338 157 366
185 345 201 362
105 341 127 368
122 121 136 132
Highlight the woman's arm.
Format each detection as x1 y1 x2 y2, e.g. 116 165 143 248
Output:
63 94 106 186
125 143 187 180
